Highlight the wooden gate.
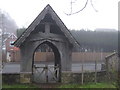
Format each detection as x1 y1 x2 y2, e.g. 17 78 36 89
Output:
32 64 60 83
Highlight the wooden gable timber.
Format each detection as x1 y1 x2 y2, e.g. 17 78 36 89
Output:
13 4 80 47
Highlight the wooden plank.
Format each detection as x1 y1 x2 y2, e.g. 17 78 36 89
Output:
45 23 50 34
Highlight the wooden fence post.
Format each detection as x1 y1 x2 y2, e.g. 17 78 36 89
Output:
81 52 84 85
95 58 97 83
94 50 97 83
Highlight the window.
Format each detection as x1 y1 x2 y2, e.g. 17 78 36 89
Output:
10 41 14 47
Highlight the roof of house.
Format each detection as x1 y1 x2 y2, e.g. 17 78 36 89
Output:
3 33 17 43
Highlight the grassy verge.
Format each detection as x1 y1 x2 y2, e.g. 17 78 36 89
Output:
2 84 38 88
2 82 117 88
58 82 117 88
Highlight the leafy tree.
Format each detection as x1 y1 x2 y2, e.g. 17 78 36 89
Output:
71 29 118 52
17 28 26 37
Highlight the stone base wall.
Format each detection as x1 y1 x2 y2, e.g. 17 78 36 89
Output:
61 71 108 84
2 73 32 84
20 73 32 83
3 71 115 84
2 73 20 84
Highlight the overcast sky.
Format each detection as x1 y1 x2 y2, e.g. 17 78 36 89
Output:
0 0 119 30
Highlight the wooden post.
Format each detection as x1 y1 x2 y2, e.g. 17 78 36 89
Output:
45 23 50 34
105 57 109 80
118 56 120 88
45 48 48 83
94 49 97 83
95 56 97 83
45 65 48 83
81 59 84 85
81 49 84 85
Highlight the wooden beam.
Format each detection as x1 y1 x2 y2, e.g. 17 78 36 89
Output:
45 23 50 33
28 32 66 42
105 52 117 59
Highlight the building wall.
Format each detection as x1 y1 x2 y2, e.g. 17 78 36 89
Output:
10 50 20 62
5 38 16 52
3 34 19 62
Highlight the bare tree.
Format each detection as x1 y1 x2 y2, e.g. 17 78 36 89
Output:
65 0 98 15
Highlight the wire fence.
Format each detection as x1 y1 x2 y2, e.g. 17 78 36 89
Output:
71 51 118 84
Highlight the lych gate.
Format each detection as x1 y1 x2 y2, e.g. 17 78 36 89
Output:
13 4 79 83
32 41 61 83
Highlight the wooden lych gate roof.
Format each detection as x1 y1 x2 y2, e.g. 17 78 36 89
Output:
13 4 80 47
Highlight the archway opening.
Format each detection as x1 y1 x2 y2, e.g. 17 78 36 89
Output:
32 41 61 83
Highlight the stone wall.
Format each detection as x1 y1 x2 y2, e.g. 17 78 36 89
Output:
2 73 20 84
20 73 32 83
3 71 115 84
61 71 108 84
2 73 32 84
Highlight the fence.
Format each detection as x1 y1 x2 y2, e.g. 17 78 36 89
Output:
2 51 118 84
70 52 118 84
34 52 115 84
71 51 104 84
4 51 112 62
33 52 111 63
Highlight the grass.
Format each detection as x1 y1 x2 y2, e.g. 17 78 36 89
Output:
58 82 117 88
2 82 117 88
2 84 38 88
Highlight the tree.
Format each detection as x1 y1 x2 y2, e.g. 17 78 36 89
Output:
71 29 118 52
16 28 26 37
65 0 98 15
0 10 18 35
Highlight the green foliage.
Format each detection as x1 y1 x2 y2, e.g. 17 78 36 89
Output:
17 28 26 37
80 83 116 88
58 84 79 88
